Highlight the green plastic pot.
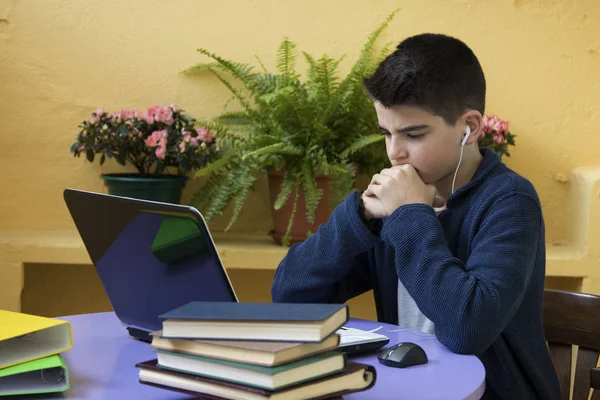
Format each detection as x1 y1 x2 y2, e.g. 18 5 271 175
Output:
100 173 188 204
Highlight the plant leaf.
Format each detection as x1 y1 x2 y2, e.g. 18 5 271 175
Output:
194 151 236 177
274 170 296 210
340 134 385 159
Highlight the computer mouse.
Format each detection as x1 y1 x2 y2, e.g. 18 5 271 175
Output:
377 342 428 368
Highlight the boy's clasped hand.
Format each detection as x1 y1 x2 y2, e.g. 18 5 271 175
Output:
362 164 445 219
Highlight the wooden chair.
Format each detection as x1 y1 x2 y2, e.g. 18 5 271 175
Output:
544 289 600 400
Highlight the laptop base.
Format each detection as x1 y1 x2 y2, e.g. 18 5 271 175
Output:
127 327 152 343
339 338 390 356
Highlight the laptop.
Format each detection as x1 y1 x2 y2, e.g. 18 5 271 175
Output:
63 188 389 355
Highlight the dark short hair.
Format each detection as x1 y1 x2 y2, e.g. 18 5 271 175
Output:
363 33 486 126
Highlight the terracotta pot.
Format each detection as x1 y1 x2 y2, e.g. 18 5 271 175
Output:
267 168 335 246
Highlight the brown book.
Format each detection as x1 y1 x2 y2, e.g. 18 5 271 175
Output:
150 330 341 367
136 359 376 400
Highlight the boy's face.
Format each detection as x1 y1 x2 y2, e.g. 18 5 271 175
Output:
374 103 464 186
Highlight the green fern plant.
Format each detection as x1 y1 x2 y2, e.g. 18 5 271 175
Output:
185 11 398 245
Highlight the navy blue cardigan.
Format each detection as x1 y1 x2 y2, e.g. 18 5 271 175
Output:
272 149 561 399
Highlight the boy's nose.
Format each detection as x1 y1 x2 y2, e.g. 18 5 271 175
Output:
387 139 408 162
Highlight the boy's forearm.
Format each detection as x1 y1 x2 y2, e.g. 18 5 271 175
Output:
271 191 380 304
382 195 541 355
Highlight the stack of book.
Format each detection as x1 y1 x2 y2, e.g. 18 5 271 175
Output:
0 310 72 397
136 302 377 399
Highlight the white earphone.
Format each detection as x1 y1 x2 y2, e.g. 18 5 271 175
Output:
461 125 471 146
452 125 471 195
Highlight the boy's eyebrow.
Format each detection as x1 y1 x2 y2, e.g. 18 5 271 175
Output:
378 124 429 133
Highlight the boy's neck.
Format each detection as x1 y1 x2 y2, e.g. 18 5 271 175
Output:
435 146 483 201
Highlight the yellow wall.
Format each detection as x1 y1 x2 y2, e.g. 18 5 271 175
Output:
1 0 600 245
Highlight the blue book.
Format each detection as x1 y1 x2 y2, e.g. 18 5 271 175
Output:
159 302 348 343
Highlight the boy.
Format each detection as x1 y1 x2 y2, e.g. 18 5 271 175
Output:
271 34 561 399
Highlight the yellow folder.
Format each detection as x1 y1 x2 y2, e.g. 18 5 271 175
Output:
0 310 72 369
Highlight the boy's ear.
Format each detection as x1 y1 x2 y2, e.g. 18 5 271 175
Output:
462 110 484 145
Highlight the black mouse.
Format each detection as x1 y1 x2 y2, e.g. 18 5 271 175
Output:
377 342 428 368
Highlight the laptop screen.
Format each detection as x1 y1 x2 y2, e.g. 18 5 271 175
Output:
64 189 238 333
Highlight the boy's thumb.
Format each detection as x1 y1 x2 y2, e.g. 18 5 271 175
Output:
427 185 445 208
432 196 446 208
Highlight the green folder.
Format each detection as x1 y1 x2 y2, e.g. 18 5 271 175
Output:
151 216 207 263
0 354 69 396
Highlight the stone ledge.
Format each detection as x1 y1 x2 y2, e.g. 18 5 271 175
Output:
0 229 592 277
0 230 287 271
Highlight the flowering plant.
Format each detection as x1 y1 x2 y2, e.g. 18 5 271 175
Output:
70 104 221 175
479 115 516 158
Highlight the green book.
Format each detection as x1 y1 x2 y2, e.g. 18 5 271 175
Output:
0 354 69 396
156 349 346 391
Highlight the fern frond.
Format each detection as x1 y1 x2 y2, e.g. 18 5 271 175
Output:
316 55 344 95
195 48 257 87
190 174 225 215
181 62 222 74
302 159 322 224
264 84 313 133
311 121 337 145
325 9 398 122
317 159 351 176
214 112 254 127
304 54 344 111
340 134 385 159
328 162 356 209
371 40 394 72
254 55 269 74
194 151 237 177
206 68 254 115
276 38 297 80
303 51 318 83
282 191 299 247
204 172 237 222
225 168 256 230
274 170 296 210
350 8 399 77
253 73 279 94
241 142 302 161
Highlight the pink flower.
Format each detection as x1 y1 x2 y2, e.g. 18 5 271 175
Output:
482 115 510 137
159 107 174 125
482 115 489 126
156 145 166 159
493 133 504 144
492 119 503 133
145 130 168 147
183 131 200 147
500 121 510 136
179 141 186 153
152 131 168 159
112 109 128 121
143 106 158 124
144 105 174 125
196 127 215 143
130 109 142 119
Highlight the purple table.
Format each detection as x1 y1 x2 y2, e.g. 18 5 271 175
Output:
53 312 485 400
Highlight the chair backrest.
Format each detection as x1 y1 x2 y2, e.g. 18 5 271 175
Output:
544 289 600 400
